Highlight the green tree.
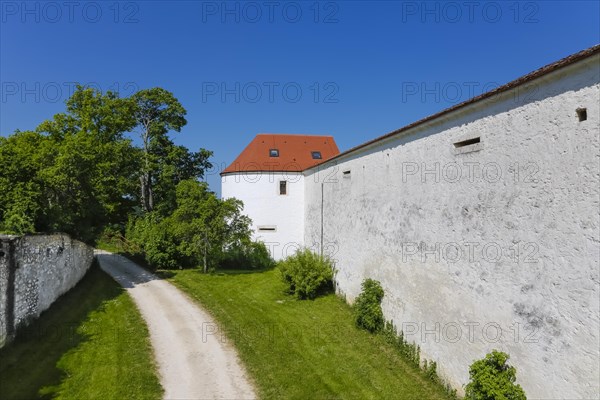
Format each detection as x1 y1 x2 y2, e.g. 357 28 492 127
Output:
0 131 47 234
126 180 252 271
36 87 139 241
150 138 213 216
1 87 139 241
1 85 215 250
171 180 251 272
131 88 187 212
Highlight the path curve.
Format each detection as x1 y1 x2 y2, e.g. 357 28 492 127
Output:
95 250 256 400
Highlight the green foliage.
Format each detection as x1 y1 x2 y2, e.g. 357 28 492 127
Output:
0 85 212 244
382 321 457 398
354 278 385 333
423 359 438 381
382 321 421 365
126 179 253 271
126 214 184 269
465 350 526 400
278 248 334 299
220 241 276 270
131 87 190 213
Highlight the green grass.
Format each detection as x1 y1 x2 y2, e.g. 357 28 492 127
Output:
0 262 163 400
168 268 454 400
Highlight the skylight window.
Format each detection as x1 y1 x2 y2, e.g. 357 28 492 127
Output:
269 149 279 157
311 151 322 159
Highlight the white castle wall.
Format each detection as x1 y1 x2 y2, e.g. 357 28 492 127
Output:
303 54 600 398
222 172 305 260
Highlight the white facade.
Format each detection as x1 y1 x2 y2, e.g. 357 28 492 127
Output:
222 172 305 260
222 49 600 398
303 54 599 398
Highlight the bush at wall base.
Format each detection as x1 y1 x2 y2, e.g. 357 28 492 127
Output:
353 278 385 333
465 350 527 400
278 248 334 299
220 241 275 270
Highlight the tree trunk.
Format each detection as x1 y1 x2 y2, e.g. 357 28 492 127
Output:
140 124 153 212
140 173 153 212
203 232 208 273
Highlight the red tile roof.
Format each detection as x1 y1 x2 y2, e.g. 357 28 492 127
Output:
221 134 340 175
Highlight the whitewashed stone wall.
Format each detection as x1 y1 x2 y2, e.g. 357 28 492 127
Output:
0 234 94 347
304 55 600 398
222 172 305 260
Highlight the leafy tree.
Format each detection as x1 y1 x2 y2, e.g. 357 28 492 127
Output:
1 85 217 255
131 88 187 212
171 180 251 272
36 87 139 241
127 180 252 271
150 138 213 216
1 87 139 241
465 350 527 400
0 131 47 234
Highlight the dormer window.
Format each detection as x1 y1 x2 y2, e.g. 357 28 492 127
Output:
269 149 279 157
311 151 322 159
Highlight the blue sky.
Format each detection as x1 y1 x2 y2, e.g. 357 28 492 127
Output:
1 1 599 195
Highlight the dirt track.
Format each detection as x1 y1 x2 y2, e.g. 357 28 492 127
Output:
95 250 256 400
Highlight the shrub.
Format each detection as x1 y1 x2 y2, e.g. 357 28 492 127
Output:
220 241 275 270
353 279 385 333
465 350 527 400
126 214 186 269
278 248 334 299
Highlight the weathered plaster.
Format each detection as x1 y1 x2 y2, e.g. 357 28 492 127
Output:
303 55 599 398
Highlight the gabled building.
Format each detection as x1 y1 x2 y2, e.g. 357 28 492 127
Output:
221 134 339 260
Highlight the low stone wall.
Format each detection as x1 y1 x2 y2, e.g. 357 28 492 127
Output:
0 234 94 347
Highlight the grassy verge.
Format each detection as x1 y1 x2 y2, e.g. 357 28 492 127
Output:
0 261 163 400
168 268 454 400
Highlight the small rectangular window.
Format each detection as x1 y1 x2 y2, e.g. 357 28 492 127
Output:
258 226 276 232
279 180 287 195
453 136 482 154
311 151 322 159
342 170 351 178
453 137 480 148
269 149 279 157
577 108 587 122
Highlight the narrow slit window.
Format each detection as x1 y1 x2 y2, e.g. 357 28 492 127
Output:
342 170 351 178
311 151 322 159
258 226 276 232
453 137 481 148
279 180 287 195
577 108 587 122
269 149 279 157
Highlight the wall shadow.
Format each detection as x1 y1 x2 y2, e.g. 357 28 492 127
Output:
0 261 122 400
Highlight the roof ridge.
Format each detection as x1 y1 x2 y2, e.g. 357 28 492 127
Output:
255 133 333 137
306 43 600 170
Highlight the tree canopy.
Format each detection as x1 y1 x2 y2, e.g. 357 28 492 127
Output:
0 86 271 270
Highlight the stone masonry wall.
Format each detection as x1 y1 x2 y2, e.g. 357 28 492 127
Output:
0 233 93 347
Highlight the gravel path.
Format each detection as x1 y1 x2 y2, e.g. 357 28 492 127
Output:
95 250 256 400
